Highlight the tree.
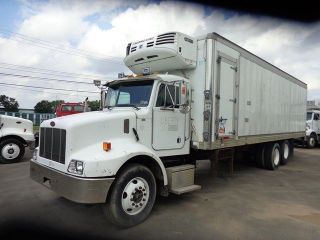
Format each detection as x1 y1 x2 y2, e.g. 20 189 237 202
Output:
88 100 100 111
0 95 19 112
34 100 53 113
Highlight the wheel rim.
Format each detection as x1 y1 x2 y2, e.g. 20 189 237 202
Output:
273 148 280 166
121 177 150 215
1 143 20 160
283 143 289 159
309 138 315 147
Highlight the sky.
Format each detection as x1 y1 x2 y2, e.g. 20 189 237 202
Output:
0 0 319 109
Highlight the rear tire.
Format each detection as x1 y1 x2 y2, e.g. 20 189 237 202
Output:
264 142 281 170
0 138 25 164
280 140 291 165
102 164 156 228
255 144 266 169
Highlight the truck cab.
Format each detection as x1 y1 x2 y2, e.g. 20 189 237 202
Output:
305 110 320 148
30 73 195 227
55 102 85 117
0 115 34 163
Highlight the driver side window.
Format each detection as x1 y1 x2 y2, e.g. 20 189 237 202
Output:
314 113 320 121
156 83 180 108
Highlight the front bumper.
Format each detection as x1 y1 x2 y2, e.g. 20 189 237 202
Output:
30 160 114 204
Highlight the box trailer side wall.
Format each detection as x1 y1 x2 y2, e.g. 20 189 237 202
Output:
237 56 307 136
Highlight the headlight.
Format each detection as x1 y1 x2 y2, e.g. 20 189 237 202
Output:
68 160 84 175
33 148 38 161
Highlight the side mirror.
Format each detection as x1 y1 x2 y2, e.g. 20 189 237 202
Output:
179 81 190 114
100 89 106 110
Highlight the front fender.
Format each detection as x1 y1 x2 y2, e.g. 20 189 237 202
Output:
306 129 316 137
70 138 168 185
1 128 35 142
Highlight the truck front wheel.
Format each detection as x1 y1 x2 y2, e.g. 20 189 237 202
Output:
307 135 317 148
0 138 25 164
102 164 156 228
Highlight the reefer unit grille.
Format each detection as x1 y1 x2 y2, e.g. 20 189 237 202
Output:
156 32 176 45
39 127 66 164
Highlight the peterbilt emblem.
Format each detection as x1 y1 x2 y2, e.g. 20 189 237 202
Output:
50 121 55 127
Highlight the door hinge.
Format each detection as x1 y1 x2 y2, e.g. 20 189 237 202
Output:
204 90 211 100
230 66 237 71
229 98 237 103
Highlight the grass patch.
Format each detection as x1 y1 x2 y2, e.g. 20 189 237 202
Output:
33 125 40 134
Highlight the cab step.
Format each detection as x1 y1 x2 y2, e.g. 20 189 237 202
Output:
170 185 201 195
166 164 201 195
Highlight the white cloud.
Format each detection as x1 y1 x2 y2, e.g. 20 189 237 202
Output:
0 0 320 109
78 1 205 57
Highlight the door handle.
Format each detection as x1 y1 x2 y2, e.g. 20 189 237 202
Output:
177 137 181 143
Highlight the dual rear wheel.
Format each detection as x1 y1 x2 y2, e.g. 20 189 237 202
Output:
256 140 292 170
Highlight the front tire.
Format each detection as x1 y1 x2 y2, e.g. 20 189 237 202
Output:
102 164 156 228
307 135 316 148
0 138 25 164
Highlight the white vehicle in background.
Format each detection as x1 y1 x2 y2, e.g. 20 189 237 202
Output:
0 115 35 163
30 32 307 227
305 110 320 148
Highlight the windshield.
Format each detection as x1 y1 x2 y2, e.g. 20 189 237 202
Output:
307 112 312 120
105 80 154 108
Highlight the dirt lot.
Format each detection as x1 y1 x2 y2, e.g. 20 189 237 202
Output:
1 147 320 240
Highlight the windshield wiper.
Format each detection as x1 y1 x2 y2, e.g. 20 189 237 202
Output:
105 105 113 110
128 105 141 110
116 104 141 110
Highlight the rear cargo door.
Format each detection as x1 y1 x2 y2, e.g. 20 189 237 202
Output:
216 54 238 138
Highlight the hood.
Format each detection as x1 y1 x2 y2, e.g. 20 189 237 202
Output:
0 114 33 132
38 110 137 171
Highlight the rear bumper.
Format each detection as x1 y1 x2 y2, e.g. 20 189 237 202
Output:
30 160 114 204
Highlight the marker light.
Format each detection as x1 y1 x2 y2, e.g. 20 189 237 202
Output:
103 141 112 151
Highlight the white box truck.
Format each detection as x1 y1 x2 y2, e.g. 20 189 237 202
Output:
30 32 307 227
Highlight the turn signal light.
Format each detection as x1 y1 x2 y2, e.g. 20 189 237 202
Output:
103 141 111 151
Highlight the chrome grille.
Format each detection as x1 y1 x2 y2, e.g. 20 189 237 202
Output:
39 127 66 164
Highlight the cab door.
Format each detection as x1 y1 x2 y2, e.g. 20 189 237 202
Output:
152 83 186 150
314 112 320 134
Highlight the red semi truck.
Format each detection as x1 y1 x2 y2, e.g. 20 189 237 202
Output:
55 102 85 117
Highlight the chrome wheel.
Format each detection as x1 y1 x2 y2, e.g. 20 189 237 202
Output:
121 177 150 215
273 147 280 166
1 143 20 160
309 137 316 148
283 142 290 159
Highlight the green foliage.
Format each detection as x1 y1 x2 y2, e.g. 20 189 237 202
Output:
34 100 53 113
88 100 100 111
0 95 19 112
